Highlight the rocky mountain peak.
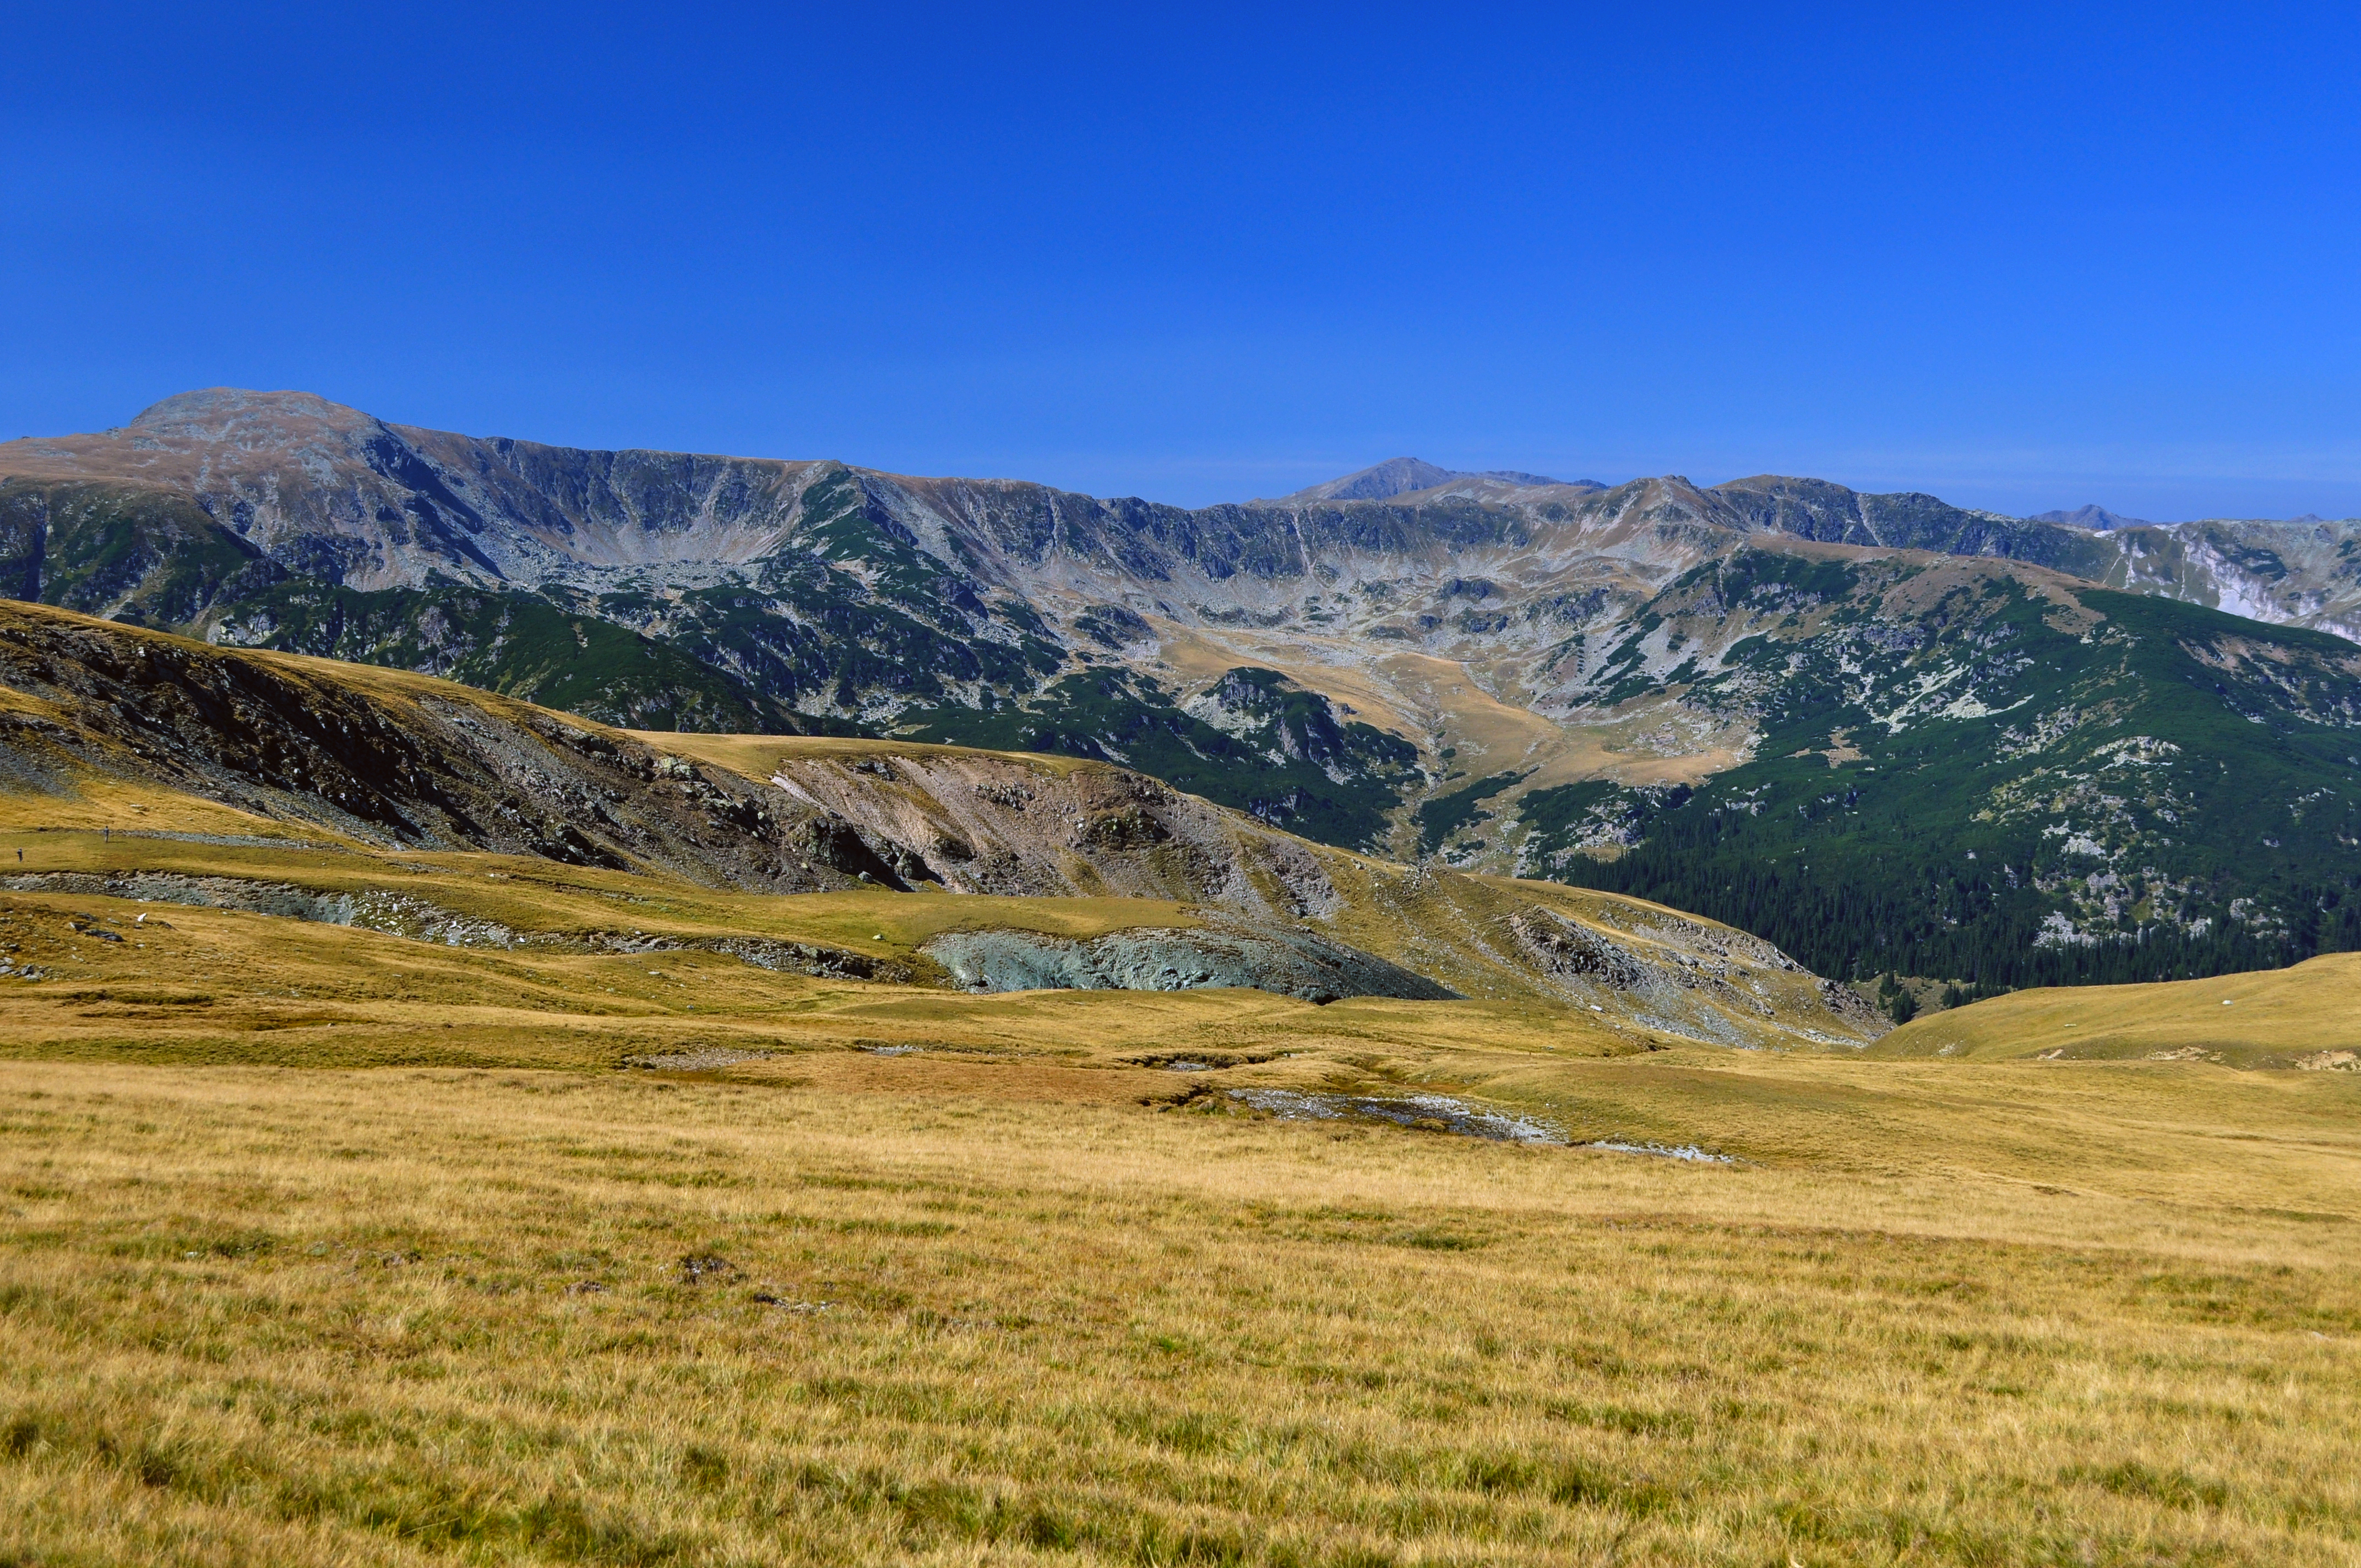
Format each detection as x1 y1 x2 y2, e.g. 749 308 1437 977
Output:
1278 457 1460 503
24 386 401 482
2029 504 2156 530
127 386 373 432
1269 456 1585 505
108 389 406 474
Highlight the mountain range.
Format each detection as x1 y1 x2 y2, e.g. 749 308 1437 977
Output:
6 386 2361 1000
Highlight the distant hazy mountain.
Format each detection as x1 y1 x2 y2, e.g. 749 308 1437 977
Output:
2030 504 2156 530
1268 456 1593 504
9 386 2361 995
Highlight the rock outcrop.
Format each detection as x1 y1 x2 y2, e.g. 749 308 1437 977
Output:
921 921 1457 1004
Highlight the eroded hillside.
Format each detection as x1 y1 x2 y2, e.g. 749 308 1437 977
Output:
0 602 1880 1044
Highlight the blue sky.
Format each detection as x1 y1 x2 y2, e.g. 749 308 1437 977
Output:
6 3 2358 517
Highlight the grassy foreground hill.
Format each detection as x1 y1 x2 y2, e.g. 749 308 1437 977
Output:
3 600 2359 1564
2 1036 2357 1564
1877 951 2361 1066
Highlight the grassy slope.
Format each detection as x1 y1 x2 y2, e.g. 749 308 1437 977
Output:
0 804 1867 1042
0 818 1807 1070
1878 951 2361 1065
4 648 2359 1560
639 729 1105 780
636 733 1852 1022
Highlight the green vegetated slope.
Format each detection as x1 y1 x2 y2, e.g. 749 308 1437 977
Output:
0 478 824 735
612 467 1067 715
1530 553 2361 989
0 479 280 625
1418 771 1532 853
208 579 830 734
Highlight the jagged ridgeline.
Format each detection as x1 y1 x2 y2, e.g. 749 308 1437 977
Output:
6 387 2361 990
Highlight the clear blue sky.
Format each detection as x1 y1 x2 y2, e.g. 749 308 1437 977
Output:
6 3 2358 518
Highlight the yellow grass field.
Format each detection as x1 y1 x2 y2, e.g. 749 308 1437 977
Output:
2 799 2359 1561
1879 952 2361 1068
2 1050 2357 1566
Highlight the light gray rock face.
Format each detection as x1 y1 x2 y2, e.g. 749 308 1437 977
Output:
1264 456 1594 505
921 922 1459 1003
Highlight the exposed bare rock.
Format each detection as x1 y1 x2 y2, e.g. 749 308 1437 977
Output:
1817 978 1890 1037
765 748 1341 921
921 919 1456 1003
1506 909 1652 990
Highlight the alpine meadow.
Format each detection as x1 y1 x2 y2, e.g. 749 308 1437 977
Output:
9 8 2361 1560
2 393 2357 1565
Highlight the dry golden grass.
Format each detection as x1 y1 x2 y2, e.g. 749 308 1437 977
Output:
0 821 1653 1075
1880 952 2361 1068
4 802 2359 1562
1 798 1867 1048
1 1053 2355 1566
0 772 367 842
